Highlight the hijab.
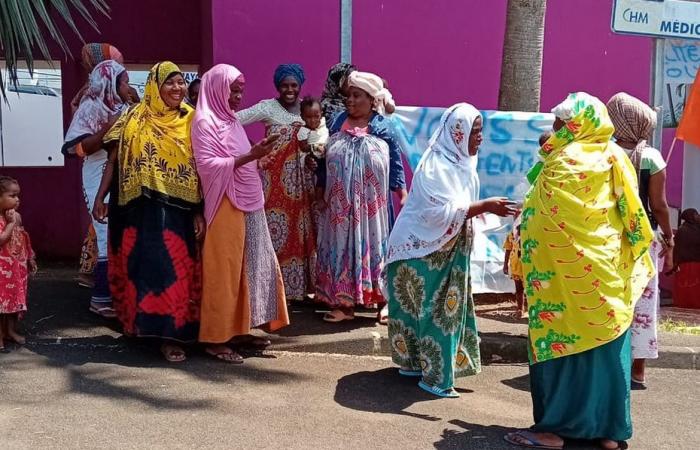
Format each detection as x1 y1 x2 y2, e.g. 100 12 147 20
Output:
104 62 200 207
63 60 127 155
192 64 264 225
387 103 481 264
321 62 356 122
606 92 658 179
81 43 124 71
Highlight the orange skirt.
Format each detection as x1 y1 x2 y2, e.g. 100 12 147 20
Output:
199 198 288 343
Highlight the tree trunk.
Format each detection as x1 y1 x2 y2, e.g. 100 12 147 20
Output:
498 0 547 112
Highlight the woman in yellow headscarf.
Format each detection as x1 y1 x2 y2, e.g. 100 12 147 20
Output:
504 93 654 450
92 62 205 363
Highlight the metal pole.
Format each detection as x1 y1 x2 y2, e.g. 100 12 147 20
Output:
650 38 665 151
340 0 352 63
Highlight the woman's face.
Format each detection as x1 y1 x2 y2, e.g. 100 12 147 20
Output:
116 71 131 103
553 117 566 132
277 76 300 106
468 116 484 156
346 86 373 118
229 78 245 111
159 73 187 108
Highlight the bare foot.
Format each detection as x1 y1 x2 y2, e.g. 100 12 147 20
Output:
600 438 625 449
7 330 25 345
504 430 563 449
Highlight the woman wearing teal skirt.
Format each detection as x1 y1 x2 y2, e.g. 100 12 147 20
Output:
503 93 655 449
386 103 516 398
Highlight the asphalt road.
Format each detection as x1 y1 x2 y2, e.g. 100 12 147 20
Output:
1 341 697 450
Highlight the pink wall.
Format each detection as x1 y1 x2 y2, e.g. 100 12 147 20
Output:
208 0 341 138
12 0 683 259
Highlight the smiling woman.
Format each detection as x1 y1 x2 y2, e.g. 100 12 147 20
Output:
235 63 318 303
91 61 205 363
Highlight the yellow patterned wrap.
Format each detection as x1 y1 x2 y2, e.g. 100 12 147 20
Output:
522 92 654 364
105 61 201 206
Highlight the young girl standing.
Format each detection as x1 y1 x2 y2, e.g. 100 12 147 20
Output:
0 176 36 352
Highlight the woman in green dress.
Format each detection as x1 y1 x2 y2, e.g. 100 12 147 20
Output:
385 103 516 398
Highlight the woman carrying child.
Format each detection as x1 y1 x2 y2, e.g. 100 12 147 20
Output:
236 64 317 302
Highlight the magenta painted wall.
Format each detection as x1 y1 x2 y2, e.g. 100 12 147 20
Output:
9 0 684 259
208 0 341 139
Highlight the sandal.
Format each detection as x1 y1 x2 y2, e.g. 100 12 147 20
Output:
631 376 647 390
0 346 9 354
206 346 244 364
377 305 389 325
503 430 564 449
417 380 460 398
600 439 628 450
89 303 117 319
160 344 186 363
323 310 355 323
398 368 422 377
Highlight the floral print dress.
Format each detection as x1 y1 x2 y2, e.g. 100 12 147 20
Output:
237 99 317 301
387 224 481 391
0 217 34 315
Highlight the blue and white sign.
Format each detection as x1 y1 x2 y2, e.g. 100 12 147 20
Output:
612 0 700 40
391 107 554 293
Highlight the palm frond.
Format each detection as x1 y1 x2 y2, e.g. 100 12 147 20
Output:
0 0 110 100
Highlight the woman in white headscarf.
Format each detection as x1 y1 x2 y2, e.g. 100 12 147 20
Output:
62 60 131 318
385 103 516 398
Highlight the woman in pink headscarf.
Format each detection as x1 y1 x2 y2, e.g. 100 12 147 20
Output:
192 64 289 363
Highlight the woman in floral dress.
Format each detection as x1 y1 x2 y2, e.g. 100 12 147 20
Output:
607 92 675 390
386 104 516 398
504 93 654 450
236 64 316 302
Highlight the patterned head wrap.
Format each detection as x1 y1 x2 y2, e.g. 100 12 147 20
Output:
81 43 124 71
273 64 305 88
321 63 356 122
606 92 657 176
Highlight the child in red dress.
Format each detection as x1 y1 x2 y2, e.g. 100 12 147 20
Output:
0 176 36 352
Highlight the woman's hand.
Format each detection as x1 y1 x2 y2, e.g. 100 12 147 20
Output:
662 247 674 273
484 197 518 217
194 214 206 241
305 155 318 172
396 188 408 206
251 133 281 160
93 198 108 224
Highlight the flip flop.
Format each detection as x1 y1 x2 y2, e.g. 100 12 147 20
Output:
398 368 422 377
89 304 117 319
600 439 628 450
323 310 355 323
160 344 186 363
0 347 9 354
631 377 647 390
206 347 244 364
503 430 563 449
417 380 460 398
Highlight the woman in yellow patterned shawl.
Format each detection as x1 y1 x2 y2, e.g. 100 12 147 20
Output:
92 62 205 363
504 93 654 450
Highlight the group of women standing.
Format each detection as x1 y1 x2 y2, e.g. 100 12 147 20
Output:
64 43 667 448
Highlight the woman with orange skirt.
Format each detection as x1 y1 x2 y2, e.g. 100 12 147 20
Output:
192 64 289 363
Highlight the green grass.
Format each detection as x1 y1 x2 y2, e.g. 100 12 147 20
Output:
659 319 700 335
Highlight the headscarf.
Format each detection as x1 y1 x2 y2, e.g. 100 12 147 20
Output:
104 62 200 207
273 63 305 88
63 60 127 155
81 43 124 71
675 209 700 265
522 92 654 364
192 64 264 225
606 92 657 177
321 62 356 122
387 103 481 264
347 71 394 115
682 208 699 223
